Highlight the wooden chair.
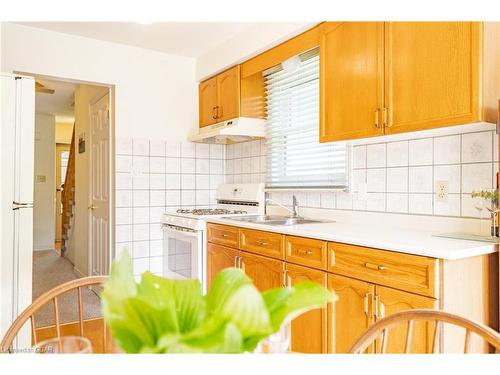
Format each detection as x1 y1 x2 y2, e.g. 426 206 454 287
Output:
1 276 111 353
349 309 500 354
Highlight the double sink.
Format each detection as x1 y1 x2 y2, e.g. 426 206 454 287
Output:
224 215 334 226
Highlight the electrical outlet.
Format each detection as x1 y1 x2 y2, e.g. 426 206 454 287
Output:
436 180 449 202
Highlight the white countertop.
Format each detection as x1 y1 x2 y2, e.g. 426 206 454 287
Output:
206 217 498 260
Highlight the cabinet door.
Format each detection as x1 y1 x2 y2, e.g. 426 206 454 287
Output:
285 263 328 353
375 286 437 353
207 243 239 288
328 274 375 353
240 251 284 291
217 65 240 122
320 22 384 142
385 22 480 134
199 76 218 127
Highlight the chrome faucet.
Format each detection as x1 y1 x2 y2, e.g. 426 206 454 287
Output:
292 195 299 218
265 193 300 218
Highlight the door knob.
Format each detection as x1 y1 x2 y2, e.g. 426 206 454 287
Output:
88 204 98 210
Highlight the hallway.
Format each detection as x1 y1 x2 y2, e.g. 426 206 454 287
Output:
32 250 101 327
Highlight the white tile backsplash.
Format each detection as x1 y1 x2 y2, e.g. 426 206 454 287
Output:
409 138 433 166
462 131 492 163
386 193 408 213
408 194 433 215
387 141 409 167
133 139 149 156
366 168 386 192
408 166 433 193
149 140 166 157
387 167 408 193
461 163 493 193
366 143 386 168
117 127 498 274
352 145 367 169
434 165 460 193
434 135 460 165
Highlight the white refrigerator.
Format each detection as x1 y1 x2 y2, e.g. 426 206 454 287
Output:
1 73 35 346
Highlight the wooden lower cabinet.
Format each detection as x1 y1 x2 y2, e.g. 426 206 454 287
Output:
240 251 284 291
328 274 374 353
285 263 328 353
376 286 437 354
207 243 239 288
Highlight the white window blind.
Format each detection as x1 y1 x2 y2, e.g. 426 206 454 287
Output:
265 49 347 189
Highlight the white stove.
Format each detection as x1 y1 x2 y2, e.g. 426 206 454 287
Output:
160 183 265 291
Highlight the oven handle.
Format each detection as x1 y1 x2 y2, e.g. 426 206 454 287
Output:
161 224 200 237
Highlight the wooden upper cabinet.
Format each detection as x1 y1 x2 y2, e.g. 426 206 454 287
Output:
375 286 437 353
240 251 283 292
199 65 242 127
320 21 488 142
285 263 328 353
199 76 218 127
328 274 374 354
385 22 480 133
320 22 385 142
216 65 240 122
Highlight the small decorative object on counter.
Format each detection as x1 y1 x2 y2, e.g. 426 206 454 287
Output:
101 252 334 354
471 189 499 237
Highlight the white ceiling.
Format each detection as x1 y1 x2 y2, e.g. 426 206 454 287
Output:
17 22 275 58
35 78 76 122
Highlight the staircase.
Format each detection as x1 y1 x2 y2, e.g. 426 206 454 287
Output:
61 129 76 256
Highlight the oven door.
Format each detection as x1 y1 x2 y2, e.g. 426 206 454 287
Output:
161 224 203 284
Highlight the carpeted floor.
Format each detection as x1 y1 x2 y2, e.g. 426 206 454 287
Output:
32 250 102 327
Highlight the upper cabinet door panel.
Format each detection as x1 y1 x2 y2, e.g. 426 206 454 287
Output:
320 22 385 142
199 76 218 127
385 22 480 133
217 65 241 122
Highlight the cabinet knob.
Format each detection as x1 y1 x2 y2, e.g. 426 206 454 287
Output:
364 262 386 271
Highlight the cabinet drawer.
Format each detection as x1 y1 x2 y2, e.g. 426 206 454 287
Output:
207 224 239 248
285 236 327 270
239 228 284 260
328 242 437 298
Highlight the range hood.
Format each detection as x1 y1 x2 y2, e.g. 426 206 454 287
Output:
188 117 266 144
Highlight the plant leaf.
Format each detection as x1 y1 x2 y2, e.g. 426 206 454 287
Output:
262 281 334 331
205 267 252 315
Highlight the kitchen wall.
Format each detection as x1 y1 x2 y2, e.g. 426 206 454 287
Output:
33 114 56 251
226 124 499 219
196 23 315 80
1 22 197 141
114 138 225 277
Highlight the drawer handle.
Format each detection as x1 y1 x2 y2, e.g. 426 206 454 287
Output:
298 249 313 255
256 240 268 246
222 234 228 238
365 262 386 271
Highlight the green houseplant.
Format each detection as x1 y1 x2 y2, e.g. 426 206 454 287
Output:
102 252 334 353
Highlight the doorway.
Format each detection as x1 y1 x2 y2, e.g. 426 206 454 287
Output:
29 75 114 329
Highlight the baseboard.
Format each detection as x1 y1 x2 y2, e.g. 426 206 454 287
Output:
33 244 55 251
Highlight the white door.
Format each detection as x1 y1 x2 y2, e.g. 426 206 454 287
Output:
1 74 35 347
89 92 110 276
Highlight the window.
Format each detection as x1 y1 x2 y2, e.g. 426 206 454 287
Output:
264 49 348 190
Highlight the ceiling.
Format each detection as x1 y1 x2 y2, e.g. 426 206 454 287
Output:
16 22 276 58
35 78 76 123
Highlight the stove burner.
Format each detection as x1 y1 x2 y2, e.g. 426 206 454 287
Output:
176 208 247 215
